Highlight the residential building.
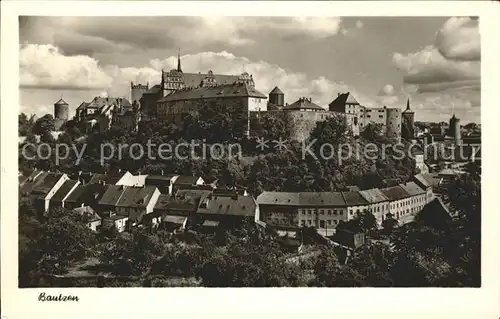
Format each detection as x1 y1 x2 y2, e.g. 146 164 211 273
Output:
115 186 161 225
63 183 107 210
413 173 435 203
73 206 102 231
50 179 81 208
358 188 390 226
30 173 70 212
256 192 350 230
101 212 129 233
380 185 421 222
171 175 204 194
341 191 371 220
197 192 259 223
145 174 180 194
399 182 427 215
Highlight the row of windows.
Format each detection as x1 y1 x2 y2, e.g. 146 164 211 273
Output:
390 196 425 209
300 209 344 215
300 219 339 226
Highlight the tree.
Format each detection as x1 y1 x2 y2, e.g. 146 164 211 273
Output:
382 213 398 235
360 123 383 142
33 114 55 135
309 113 351 152
100 228 164 276
19 112 35 136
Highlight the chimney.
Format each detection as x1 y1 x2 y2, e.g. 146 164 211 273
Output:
338 93 340 97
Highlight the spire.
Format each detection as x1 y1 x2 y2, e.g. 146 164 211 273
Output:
177 48 182 73
403 97 414 114
406 97 410 110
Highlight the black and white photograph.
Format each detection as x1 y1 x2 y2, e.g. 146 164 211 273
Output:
14 13 483 289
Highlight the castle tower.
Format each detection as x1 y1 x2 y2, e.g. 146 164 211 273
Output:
385 106 402 143
269 86 285 108
402 97 415 140
54 97 69 130
130 82 149 108
449 114 462 145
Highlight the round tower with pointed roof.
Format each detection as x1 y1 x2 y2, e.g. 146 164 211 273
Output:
269 86 284 108
54 97 69 130
402 97 415 140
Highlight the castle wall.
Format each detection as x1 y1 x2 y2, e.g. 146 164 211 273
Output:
365 108 387 133
287 110 332 141
157 97 251 137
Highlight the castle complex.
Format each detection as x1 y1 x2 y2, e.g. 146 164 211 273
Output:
52 51 425 141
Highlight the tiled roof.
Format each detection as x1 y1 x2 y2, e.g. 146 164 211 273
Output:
116 186 158 208
283 97 324 111
88 96 132 108
203 194 257 217
154 193 201 213
65 183 107 204
269 86 284 94
173 175 201 185
358 188 389 203
20 171 49 194
99 185 127 207
51 180 79 202
19 175 27 186
31 173 64 197
257 192 301 206
380 186 410 201
341 191 369 206
145 174 178 187
89 171 128 185
399 182 426 196
329 92 359 107
158 82 267 102
257 192 346 207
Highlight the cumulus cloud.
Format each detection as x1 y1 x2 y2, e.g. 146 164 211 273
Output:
376 84 399 105
392 16 480 115
20 44 113 90
20 16 343 56
436 17 480 61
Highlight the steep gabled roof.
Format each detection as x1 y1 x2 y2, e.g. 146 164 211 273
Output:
116 186 158 208
51 180 79 202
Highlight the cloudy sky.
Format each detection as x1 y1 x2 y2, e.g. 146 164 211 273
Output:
19 16 480 123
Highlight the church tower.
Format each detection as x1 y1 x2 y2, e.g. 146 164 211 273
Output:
402 97 415 140
177 48 182 73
